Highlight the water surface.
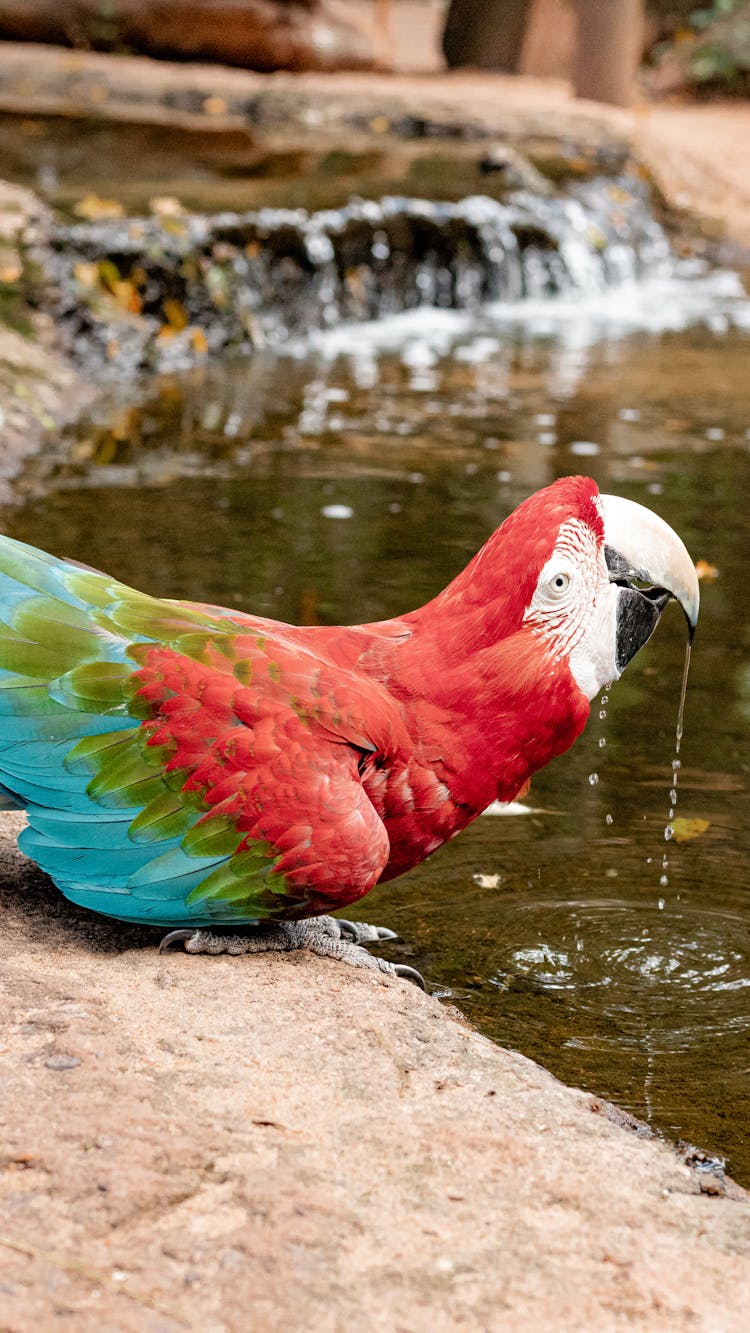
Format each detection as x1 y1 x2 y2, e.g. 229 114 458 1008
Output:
6 296 750 1181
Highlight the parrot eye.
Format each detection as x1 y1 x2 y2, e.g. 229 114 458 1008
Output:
547 571 571 596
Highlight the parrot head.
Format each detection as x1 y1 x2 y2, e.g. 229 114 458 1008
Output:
474 475 699 702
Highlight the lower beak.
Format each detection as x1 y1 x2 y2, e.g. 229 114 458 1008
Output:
599 494 700 673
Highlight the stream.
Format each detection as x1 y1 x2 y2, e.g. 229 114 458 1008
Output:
3 164 750 1183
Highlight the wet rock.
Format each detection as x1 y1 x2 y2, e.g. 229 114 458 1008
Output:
40 178 672 376
0 180 94 505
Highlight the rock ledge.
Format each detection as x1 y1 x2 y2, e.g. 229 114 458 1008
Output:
1 812 748 1331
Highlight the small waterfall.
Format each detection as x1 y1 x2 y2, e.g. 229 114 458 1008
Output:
47 177 676 372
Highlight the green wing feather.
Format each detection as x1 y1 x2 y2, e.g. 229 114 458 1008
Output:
0 534 397 926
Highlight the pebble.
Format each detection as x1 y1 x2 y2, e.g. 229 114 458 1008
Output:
45 1053 81 1071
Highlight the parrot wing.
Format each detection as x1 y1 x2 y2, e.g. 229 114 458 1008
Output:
0 535 402 926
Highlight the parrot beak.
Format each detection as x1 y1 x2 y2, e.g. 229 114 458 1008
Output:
599 493 700 674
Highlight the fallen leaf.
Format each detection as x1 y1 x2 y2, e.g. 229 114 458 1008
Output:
160 217 188 239
695 560 719 582
149 196 185 219
671 816 710 843
73 260 99 288
0 256 22 283
162 298 189 331
73 194 124 221
97 259 123 293
111 280 141 315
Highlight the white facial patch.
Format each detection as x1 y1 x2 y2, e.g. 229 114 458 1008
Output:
523 518 620 700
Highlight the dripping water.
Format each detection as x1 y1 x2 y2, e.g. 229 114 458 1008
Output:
659 640 693 888
594 688 614 826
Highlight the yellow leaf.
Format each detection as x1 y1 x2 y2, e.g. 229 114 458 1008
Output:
671 817 710 843
113 280 141 315
97 259 122 293
695 560 719 582
162 298 188 331
73 260 99 289
0 259 21 283
73 194 124 221
190 327 208 354
160 217 188 239
149 196 185 219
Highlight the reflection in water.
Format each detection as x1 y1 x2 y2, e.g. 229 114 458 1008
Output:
5 291 750 1182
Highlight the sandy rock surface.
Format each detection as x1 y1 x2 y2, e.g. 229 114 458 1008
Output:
0 811 748 1331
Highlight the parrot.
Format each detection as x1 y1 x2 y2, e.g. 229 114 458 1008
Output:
0 475 698 986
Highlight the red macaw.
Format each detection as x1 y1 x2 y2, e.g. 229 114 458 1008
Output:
0 476 698 985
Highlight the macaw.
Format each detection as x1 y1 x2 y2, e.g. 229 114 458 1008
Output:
0 476 698 985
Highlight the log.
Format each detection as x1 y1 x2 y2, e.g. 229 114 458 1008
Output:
0 0 374 73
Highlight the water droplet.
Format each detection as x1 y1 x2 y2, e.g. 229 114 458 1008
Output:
669 788 677 805
605 813 613 826
658 897 665 910
598 736 606 748
660 873 669 887
588 772 599 786
672 758 681 772
664 825 674 842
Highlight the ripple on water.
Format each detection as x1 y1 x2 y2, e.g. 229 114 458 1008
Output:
490 899 750 1053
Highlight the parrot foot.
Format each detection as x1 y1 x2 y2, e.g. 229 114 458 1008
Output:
159 915 425 989
334 917 398 943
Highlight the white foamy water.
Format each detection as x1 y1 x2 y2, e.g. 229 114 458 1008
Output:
304 268 750 366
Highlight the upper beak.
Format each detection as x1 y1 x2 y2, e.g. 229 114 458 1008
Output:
599 493 700 673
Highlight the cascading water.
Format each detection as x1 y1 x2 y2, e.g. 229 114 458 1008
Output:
47 175 676 373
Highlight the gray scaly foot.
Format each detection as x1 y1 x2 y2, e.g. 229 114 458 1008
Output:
159 915 425 989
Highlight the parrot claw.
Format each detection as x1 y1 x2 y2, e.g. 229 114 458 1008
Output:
335 917 399 943
158 928 196 952
393 964 427 990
